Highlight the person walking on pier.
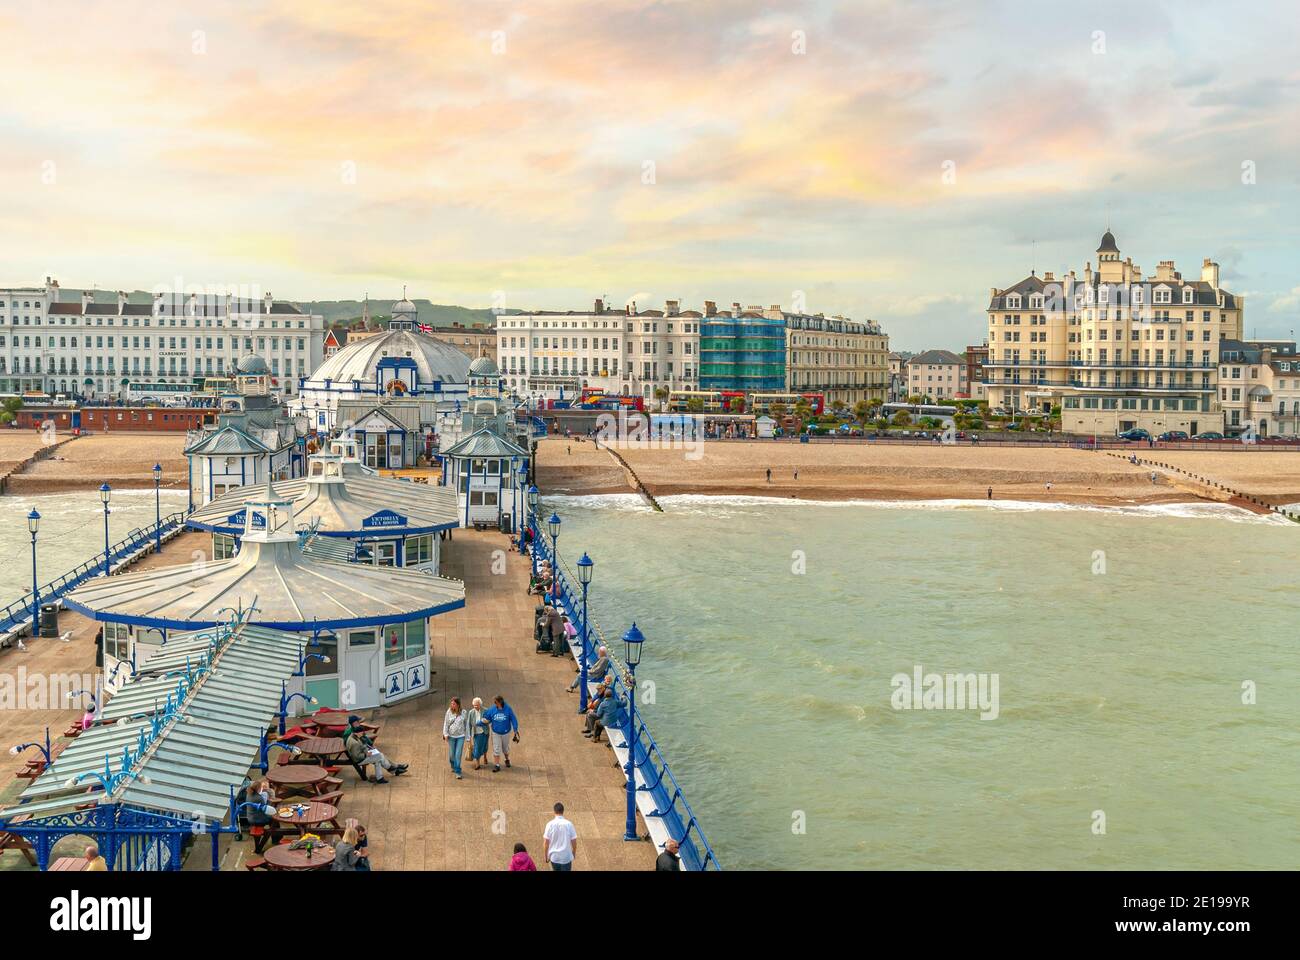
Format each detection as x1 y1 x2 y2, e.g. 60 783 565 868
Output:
467 697 489 770
543 802 578 871
442 697 468 780
509 842 537 871
484 695 520 772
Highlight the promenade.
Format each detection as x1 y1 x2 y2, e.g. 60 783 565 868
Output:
0 528 655 871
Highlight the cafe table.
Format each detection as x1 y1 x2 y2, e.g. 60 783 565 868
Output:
263 843 336 871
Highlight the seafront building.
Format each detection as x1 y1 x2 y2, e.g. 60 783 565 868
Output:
1217 339 1300 437
964 343 989 401
904 349 968 400
888 351 912 402
496 298 700 401
0 278 325 399
984 230 1244 435
292 294 471 435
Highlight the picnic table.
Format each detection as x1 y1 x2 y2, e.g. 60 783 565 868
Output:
49 857 89 871
264 843 335 871
266 765 329 796
273 801 341 836
0 816 36 867
308 711 378 735
295 737 346 764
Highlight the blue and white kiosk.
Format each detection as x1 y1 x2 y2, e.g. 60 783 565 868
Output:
64 481 465 710
186 452 459 571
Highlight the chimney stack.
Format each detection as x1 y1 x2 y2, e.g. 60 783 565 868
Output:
704 300 717 317
117 290 128 314
594 298 604 315
264 290 273 315
1201 258 1220 289
665 299 680 317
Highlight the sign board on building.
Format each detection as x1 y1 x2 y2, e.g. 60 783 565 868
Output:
362 509 408 529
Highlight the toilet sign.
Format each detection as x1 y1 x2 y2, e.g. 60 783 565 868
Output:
406 665 424 691
384 671 404 699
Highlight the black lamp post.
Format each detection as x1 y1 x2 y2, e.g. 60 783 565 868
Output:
28 509 40 637
621 622 645 842
152 463 163 552
576 552 594 712
99 483 112 578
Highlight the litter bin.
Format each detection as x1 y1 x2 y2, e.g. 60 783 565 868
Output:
499 512 514 535
39 603 59 638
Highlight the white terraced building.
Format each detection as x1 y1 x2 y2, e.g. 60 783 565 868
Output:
496 298 701 402
0 277 325 399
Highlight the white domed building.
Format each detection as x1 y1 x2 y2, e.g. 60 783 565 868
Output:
293 295 471 433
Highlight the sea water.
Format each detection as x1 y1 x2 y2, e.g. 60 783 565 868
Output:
546 495 1300 870
0 490 190 600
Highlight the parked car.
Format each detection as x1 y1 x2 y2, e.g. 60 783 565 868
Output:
1157 430 1189 442
1118 428 1151 441
1192 431 1224 440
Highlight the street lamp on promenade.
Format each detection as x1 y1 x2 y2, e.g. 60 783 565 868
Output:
547 512 561 604
576 553 594 712
28 509 40 637
99 483 112 578
152 463 163 552
621 622 645 842
527 485 540 573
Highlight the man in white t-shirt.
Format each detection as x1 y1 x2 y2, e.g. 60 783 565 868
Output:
542 801 578 871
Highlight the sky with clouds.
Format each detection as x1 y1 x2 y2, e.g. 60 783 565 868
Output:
1 0 1298 350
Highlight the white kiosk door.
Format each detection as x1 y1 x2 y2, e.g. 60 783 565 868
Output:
342 629 381 709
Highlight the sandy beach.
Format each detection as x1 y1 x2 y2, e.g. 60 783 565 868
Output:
2 433 188 494
536 437 1298 510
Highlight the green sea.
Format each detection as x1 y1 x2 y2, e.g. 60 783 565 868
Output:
546 494 1300 870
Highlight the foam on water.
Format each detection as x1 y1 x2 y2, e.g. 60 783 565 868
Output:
549 492 1291 524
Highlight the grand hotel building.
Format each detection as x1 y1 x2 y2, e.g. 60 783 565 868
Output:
0 278 325 398
985 231 1244 436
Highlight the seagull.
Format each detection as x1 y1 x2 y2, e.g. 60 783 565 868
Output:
16 637 27 651
59 631 73 642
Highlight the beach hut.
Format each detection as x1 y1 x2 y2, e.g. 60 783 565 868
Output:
63 481 464 710
187 452 458 570
756 415 776 438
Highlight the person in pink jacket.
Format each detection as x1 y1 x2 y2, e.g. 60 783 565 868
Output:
509 842 537 871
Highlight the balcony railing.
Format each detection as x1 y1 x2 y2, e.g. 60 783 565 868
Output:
982 378 1213 393
983 360 1215 370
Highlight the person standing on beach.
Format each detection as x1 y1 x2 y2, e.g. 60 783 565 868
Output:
766 468 771 483
987 486 993 500
484 695 519 772
794 468 799 481
542 802 578 871
1045 481 1053 494
442 696 468 780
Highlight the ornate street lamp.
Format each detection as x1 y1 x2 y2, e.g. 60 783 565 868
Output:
621 622 645 841
99 483 112 578
28 509 40 637
152 463 163 552
547 512 561 604
576 553 594 712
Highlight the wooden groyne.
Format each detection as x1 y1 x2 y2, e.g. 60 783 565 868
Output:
593 437 663 511
1107 452 1298 521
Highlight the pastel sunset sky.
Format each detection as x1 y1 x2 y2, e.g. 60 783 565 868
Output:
2 0 1298 348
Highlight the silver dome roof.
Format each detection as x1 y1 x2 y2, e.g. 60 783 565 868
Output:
237 354 271 375
305 327 470 387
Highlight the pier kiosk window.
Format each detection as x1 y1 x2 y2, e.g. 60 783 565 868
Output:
303 634 340 709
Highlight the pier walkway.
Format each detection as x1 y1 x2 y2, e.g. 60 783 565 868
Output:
1 528 656 871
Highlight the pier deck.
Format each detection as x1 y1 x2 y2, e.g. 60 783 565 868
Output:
1 528 655 871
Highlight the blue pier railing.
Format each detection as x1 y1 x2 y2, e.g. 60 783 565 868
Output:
531 520 722 871
0 511 187 637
